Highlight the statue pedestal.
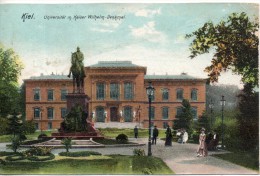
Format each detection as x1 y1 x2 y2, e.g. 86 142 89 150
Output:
52 93 102 139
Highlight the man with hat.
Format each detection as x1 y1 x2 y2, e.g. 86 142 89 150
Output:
152 125 159 145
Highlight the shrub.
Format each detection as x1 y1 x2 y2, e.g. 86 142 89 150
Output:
133 149 145 156
116 134 128 144
0 151 16 156
24 146 53 157
21 138 50 145
59 151 102 157
0 117 9 135
61 138 74 152
20 120 36 134
0 159 6 165
38 133 48 140
27 153 55 161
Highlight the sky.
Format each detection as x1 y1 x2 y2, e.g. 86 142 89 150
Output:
0 2 259 88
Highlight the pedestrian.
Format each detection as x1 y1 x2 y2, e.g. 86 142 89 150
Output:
197 128 208 157
183 129 188 144
134 126 138 139
152 126 159 145
165 125 172 146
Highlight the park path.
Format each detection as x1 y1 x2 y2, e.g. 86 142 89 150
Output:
0 138 258 175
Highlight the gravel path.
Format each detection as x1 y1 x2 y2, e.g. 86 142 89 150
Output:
1 138 258 174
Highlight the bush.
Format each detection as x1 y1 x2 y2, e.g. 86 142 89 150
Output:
59 151 102 157
24 146 53 157
61 138 74 152
21 138 50 145
133 149 145 156
116 134 128 144
142 168 153 175
0 151 16 156
8 136 21 153
27 153 55 161
38 133 48 140
20 120 36 134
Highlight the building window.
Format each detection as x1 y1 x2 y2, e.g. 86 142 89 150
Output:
61 108 67 119
47 108 54 120
35 123 39 130
124 82 133 100
162 107 169 119
96 106 105 122
33 89 40 101
163 122 169 129
176 89 183 100
124 106 133 122
47 122 52 130
47 89 54 101
110 83 120 100
191 89 198 101
61 89 68 101
34 108 40 119
191 107 198 120
96 83 105 100
162 89 169 101
176 107 183 117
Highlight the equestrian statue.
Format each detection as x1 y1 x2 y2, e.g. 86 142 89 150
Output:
68 47 86 93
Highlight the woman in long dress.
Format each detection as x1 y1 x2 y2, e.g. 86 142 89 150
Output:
183 129 188 144
197 128 208 157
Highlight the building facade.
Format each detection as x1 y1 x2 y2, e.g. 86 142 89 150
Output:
25 61 206 130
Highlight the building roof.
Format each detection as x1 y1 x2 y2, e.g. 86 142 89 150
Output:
144 73 205 81
25 74 72 81
88 61 145 68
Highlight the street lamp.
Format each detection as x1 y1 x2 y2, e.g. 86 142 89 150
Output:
40 107 44 134
209 99 214 130
137 105 141 127
146 82 155 156
220 95 226 149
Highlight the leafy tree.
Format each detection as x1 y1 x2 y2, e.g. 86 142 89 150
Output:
197 112 210 131
173 99 193 134
0 117 9 135
236 83 259 151
8 136 21 153
0 45 24 117
186 12 259 87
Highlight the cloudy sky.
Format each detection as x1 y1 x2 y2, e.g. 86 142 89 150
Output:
0 2 259 88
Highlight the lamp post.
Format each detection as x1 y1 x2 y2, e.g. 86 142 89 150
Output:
40 107 43 134
137 105 141 127
146 82 155 156
209 99 214 130
220 95 226 149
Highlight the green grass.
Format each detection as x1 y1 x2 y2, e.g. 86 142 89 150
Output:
212 150 259 171
0 155 174 174
98 128 166 139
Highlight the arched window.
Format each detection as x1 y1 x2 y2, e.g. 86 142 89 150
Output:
124 106 133 122
96 106 105 122
110 82 120 100
33 88 40 101
33 107 40 119
96 82 105 100
162 107 169 119
162 88 169 101
47 107 54 120
191 89 198 101
124 82 133 100
176 88 183 100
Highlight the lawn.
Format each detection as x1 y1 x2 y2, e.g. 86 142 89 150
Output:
212 150 259 171
0 155 174 174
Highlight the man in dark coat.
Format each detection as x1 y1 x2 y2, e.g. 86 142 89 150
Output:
152 126 159 145
134 126 138 139
165 125 172 146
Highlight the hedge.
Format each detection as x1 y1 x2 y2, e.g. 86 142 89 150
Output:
27 153 55 161
5 153 26 161
59 151 102 157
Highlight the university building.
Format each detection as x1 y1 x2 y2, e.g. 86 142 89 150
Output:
24 61 206 130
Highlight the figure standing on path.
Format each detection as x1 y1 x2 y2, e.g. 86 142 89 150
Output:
165 125 172 146
134 126 138 139
152 126 159 145
183 129 188 144
197 128 208 157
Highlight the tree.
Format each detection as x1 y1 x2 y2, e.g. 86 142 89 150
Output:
173 99 193 134
236 83 259 151
186 12 259 87
61 138 73 153
7 111 22 137
0 45 24 117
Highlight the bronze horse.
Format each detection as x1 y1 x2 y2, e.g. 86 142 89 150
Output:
68 50 85 93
